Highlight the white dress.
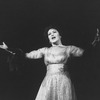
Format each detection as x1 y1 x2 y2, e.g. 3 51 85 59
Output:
26 45 83 100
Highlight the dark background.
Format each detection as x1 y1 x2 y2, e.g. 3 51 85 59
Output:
0 0 100 100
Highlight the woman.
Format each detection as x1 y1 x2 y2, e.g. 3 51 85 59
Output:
27 27 84 100
0 27 99 100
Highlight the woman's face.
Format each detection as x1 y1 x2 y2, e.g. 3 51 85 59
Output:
47 28 61 43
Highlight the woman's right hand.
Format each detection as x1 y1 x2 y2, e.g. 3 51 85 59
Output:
0 42 8 50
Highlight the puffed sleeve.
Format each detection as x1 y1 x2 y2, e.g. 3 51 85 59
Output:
25 47 47 59
67 46 84 57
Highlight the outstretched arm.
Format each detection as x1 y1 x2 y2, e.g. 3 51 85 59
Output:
25 47 47 59
70 28 100 57
68 46 84 57
0 42 47 59
0 42 15 55
80 28 100 57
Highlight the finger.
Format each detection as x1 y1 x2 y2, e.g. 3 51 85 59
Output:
3 42 5 45
97 28 99 33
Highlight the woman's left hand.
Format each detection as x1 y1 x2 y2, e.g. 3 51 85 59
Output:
92 28 100 46
95 28 100 42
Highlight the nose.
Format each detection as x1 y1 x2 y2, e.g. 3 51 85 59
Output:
51 33 54 36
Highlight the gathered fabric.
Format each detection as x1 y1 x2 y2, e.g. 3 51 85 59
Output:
35 64 75 100
33 46 82 100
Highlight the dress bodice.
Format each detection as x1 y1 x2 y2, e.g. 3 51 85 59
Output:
44 46 69 65
26 45 83 73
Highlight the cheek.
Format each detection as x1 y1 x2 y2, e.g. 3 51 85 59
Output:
48 36 51 41
57 33 61 38
55 32 59 36
56 34 60 39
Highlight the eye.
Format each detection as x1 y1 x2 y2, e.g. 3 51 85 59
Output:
53 30 56 33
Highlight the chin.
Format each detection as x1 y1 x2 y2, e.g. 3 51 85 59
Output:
50 40 57 43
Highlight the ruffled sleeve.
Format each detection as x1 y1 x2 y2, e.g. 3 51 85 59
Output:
67 46 84 57
26 47 47 59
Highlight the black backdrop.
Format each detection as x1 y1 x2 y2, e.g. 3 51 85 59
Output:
0 0 100 100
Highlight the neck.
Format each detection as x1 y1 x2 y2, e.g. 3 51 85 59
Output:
51 40 63 46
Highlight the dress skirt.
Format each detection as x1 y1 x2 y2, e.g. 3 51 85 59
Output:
35 66 76 100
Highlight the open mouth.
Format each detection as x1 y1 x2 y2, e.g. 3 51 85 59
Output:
52 37 56 39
